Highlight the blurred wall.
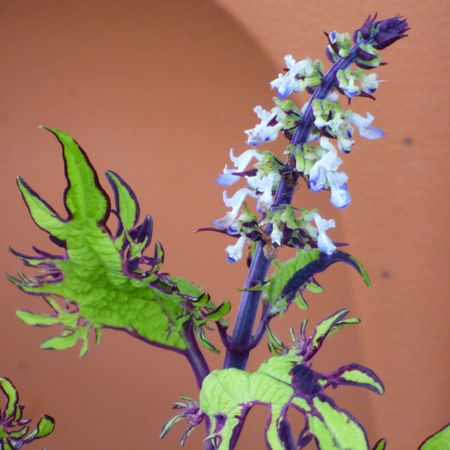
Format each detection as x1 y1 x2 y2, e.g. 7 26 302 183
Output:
0 1 448 449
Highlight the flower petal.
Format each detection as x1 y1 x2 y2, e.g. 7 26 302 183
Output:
225 235 248 263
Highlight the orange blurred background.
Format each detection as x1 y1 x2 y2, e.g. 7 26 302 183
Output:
1 1 448 449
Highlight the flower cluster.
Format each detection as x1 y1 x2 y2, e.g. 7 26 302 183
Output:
211 16 400 263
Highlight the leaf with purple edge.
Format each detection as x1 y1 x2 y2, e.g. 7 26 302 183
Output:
9 128 198 354
329 363 385 395
263 249 370 317
0 377 55 448
308 309 360 357
0 377 18 419
16 177 66 241
372 438 387 450
105 170 139 234
418 423 450 450
306 396 369 450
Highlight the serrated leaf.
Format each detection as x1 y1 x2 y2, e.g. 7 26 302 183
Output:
419 423 450 450
10 128 194 354
0 377 18 418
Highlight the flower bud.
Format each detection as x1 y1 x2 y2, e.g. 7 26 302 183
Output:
354 14 409 50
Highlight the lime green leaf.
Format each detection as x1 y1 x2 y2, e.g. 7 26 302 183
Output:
16 177 66 241
347 254 371 287
263 249 370 317
0 377 55 447
332 364 384 394
264 249 321 306
0 377 18 418
204 301 231 322
10 128 215 355
35 415 56 438
160 414 184 439
307 396 369 450
419 423 450 450
105 170 139 231
372 438 387 450
16 310 60 327
311 309 359 353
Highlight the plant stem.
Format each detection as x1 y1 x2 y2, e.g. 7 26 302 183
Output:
224 43 364 370
184 324 210 388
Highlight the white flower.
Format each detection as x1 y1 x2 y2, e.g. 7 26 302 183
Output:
308 212 336 255
270 55 315 98
348 112 384 140
225 235 248 263
245 106 284 146
361 73 381 94
216 149 263 186
270 221 283 245
309 137 351 208
213 188 257 230
327 172 351 208
247 172 280 212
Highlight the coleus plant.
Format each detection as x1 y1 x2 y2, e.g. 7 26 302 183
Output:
10 13 444 450
0 377 55 449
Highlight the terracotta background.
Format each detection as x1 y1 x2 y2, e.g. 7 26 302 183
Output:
1 1 448 449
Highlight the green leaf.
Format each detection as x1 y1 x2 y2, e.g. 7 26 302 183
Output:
419 423 450 450
263 249 371 317
10 128 199 354
333 364 384 395
263 249 322 306
35 415 56 438
347 254 371 287
44 127 109 223
0 377 18 418
307 396 369 450
105 170 139 231
372 438 387 450
16 310 60 327
160 414 184 439
309 309 360 354
204 301 231 322
16 177 66 240
41 332 83 351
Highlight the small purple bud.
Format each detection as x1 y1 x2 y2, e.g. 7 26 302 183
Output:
354 14 377 42
373 15 409 49
130 215 153 247
354 14 409 50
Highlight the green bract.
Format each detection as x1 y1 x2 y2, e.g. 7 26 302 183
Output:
8 128 225 357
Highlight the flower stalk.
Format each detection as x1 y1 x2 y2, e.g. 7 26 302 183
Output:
224 39 372 370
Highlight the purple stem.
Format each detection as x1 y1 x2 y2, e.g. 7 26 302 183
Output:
224 42 366 370
183 323 210 388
